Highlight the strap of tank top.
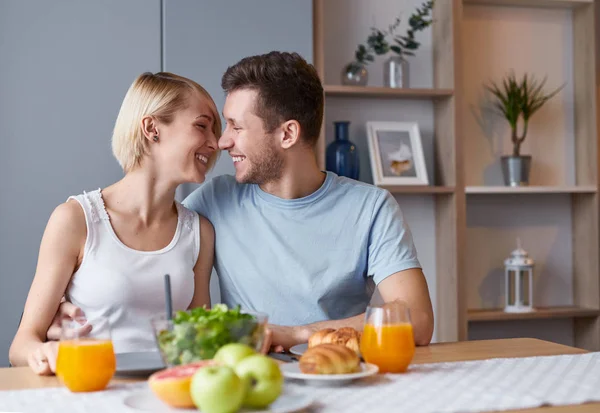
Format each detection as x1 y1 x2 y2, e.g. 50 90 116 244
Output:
84 189 110 223
176 202 195 232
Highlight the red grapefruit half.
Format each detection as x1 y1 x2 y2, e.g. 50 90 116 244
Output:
148 360 217 408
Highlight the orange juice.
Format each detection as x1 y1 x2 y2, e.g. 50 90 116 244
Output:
56 339 116 392
360 323 415 373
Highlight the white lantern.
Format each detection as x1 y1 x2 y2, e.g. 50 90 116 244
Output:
504 240 535 313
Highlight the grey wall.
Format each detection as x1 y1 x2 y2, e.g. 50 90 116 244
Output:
0 0 162 367
163 0 313 303
0 0 313 366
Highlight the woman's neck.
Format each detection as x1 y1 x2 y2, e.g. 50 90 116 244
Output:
102 167 178 225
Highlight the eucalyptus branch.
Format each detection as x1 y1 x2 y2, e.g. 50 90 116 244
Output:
349 0 435 71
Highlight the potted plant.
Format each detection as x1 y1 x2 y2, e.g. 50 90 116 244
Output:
485 71 564 186
342 1 434 87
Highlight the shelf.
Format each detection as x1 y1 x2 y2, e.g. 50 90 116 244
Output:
468 306 600 322
379 185 455 194
463 0 591 8
465 186 597 194
324 85 454 100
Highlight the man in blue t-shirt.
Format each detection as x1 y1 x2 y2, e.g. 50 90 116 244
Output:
182 51 434 350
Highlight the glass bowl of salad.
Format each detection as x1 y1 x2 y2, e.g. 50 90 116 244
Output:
150 304 268 366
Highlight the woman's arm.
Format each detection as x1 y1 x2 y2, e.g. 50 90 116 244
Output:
8 200 86 374
187 216 214 310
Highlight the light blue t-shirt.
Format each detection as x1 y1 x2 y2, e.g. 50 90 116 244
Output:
182 171 421 325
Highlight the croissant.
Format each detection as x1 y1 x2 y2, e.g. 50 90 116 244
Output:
308 327 361 355
299 344 361 374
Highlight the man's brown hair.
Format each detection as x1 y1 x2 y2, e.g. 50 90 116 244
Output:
221 51 324 146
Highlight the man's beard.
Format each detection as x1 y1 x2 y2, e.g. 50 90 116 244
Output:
238 139 284 185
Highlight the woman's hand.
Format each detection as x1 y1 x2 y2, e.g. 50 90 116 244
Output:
46 301 88 341
27 342 59 376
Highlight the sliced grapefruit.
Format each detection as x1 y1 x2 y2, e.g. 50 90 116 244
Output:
148 360 218 408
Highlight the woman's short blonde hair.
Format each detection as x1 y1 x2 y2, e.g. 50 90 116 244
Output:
112 72 222 172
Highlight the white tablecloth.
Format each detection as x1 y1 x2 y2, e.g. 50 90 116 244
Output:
2 352 600 413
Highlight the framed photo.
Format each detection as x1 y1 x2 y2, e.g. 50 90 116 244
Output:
366 121 429 186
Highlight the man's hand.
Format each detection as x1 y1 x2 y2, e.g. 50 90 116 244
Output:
46 301 87 341
263 324 312 353
27 342 59 376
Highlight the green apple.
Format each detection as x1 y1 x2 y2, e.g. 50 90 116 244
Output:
190 365 245 413
213 343 256 367
234 354 284 408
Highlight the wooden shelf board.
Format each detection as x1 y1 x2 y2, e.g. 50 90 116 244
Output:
324 85 454 99
465 186 597 194
379 185 455 194
468 306 600 322
463 0 591 8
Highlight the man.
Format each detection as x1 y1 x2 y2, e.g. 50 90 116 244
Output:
47 51 434 351
182 51 433 350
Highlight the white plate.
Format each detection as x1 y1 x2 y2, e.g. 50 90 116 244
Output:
123 388 314 413
115 351 166 378
280 362 379 386
288 343 307 356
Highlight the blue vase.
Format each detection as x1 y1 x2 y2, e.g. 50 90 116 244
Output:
326 121 360 180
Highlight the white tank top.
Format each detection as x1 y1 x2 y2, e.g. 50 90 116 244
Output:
65 189 199 354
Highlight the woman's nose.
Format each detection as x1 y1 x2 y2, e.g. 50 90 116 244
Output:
207 131 218 151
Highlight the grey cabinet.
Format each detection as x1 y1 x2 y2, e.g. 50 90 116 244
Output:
0 0 162 366
0 0 313 365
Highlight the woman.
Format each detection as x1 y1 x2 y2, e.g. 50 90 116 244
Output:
8 72 221 375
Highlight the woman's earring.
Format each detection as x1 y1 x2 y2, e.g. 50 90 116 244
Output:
153 135 159 142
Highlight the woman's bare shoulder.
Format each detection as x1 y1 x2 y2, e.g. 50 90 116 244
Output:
45 199 87 240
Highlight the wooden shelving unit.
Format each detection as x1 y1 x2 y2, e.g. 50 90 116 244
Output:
465 186 597 194
313 0 600 351
463 0 591 8
468 306 599 322
379 185 455 194
324 85 453 99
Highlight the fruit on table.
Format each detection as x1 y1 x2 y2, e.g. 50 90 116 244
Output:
190 365 246 413
148 360 216 408
234 354 284 408
213 343 257 367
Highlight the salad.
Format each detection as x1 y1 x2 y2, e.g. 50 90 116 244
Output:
156 304 264 366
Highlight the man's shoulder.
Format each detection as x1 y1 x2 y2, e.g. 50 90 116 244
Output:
182 174 247 212
188 174 243 197
329 173 390 201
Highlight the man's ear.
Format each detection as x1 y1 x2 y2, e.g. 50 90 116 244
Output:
141 116 159 143
280 120 301 149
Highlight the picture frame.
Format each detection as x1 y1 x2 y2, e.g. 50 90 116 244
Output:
366 121 429 186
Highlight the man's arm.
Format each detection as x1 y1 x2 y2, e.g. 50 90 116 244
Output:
268 268 434 350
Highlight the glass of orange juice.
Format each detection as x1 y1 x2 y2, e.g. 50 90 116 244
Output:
56 316 116 392
360 300 415 373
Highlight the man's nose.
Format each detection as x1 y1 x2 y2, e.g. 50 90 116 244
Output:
219 128 233 150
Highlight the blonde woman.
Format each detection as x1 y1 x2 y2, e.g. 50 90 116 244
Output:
9 72 220 375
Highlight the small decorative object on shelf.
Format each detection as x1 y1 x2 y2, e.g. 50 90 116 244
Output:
503 239 535 313
366 121 428 186
384 55 409 89
343 1 434 88
326 121 360 180
485 71 564 187
341 62 368 86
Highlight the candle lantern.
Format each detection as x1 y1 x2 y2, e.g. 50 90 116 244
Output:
504 240 535 313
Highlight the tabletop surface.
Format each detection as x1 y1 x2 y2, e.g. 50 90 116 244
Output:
0 338 597 413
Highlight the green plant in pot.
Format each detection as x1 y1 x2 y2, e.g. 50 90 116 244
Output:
485 71 564 186
342 1 434 87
